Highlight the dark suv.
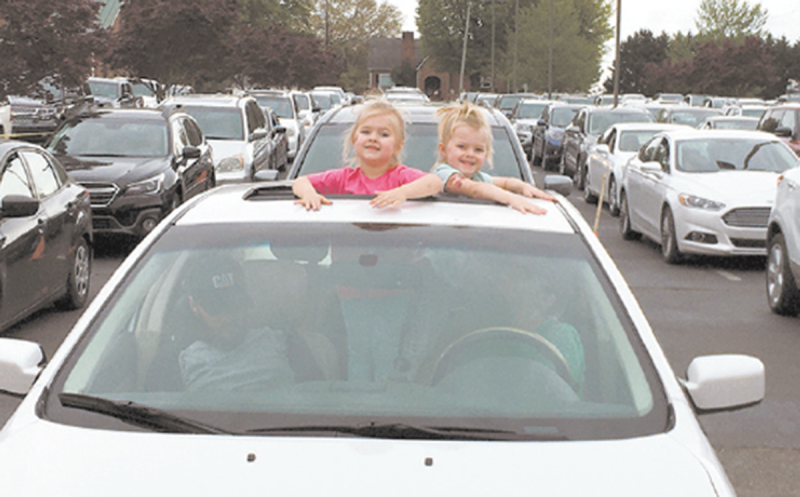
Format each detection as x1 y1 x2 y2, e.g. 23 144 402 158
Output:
46 108 216 238
758 104 800 156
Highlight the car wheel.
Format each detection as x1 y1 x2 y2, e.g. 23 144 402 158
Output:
532 143 542 167
576 160 588 192
55 237 91 311
619 192 640 241
766 233 800 316
582 166 597 204
608 176 620 217
557 154 566 176
660 207 682 264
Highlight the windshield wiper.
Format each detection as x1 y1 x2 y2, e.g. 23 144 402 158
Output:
247 422 543 440
58 392 230 434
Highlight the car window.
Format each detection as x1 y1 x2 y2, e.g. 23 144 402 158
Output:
21 150 61 198
245 101 265 135
48 118 169 157
517 102 547 119
88 80 120 99
176 105 244 141
0 155 34 198
759 110 782 133
639 136 660 162
183 118 204 147
619 130 659 152
677 138 799 173
252 95 294 119
297 123 525 180
653 139 670 171
550 107 578 127
779 109 797 133
173 120 190 151
52 222 667 440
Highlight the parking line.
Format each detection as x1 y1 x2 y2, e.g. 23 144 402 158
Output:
715 270 742 282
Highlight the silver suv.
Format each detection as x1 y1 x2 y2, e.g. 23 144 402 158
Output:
766 166 800 315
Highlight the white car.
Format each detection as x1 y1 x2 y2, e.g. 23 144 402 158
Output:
249 91 305 161
766 165 800 315
584 123 684 215
0 181 763 496
0 100 11 137
619 129 799 263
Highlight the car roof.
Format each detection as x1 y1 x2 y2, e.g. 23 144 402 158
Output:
315 102 508 127
160 93 252 108
175 183 577 234
657 128 782 141
607 122 685 131
69 108 170 122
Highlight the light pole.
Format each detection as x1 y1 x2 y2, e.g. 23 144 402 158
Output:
548 0 553 99
459 1 472 94
613 0 621 107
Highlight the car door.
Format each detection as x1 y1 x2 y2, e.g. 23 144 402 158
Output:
0 152 46 325
637 138 672 238
625 137 661 236
563 109 585 173
172 117 208 200
245 100 272 174
588 127 614 196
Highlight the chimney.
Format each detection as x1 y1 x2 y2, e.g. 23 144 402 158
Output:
401 31 415 66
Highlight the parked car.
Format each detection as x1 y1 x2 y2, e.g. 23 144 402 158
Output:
475 93 500 108
129 78 161 108
287 102 537 185
248 90 304 161
0 100 11 137
86 77 141 109
619 129 798 263
289 90 319 135
6 95 63 143
160 94 287 183
584 123 684 214
0 181 764 495
697 115 759 131
531 103 583 171
561 106 654 189
723 104 767 119
308 90 336 116
655 106 722 128
46 108 216 239
766 166 800 316
0 139 92 331
757 104 800 156
496 92 539 118
511 98 553 160
313 85 349 106
653 93 684 105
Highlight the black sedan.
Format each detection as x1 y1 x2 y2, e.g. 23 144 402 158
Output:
0 139 92 331
46 108 216 239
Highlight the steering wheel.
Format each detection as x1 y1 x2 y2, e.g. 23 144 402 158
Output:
429 326 578 392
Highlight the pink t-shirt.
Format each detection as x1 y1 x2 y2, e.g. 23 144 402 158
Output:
306 164 427 195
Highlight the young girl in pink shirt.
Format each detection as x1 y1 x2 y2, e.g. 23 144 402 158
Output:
292 99 443 210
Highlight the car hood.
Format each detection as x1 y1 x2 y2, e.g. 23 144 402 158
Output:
0 419 722 496
678 170 779 205
58 155 170 185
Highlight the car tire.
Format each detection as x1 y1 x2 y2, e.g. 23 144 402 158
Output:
608 176 620 217
766 233 800 316
576 159 588 191
582 166 598 204
532 142 543 167
619 192 640 241
660 207 682 264
55 237 91 311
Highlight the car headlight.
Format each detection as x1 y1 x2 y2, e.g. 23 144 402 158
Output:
286 126 296 138
218 155 245 173
125 173 164 196
679 193 725 211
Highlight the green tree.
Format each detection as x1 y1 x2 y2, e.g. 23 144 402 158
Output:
0 0 106 99
603 29 669 95
695 0 768 41
391 59 417 88
239 0 315 33
308 0 403 90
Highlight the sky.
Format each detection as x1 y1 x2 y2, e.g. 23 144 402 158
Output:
386 0 800 43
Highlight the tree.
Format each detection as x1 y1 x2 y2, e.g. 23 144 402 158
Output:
391 60 417 88
603 29 670 95
765 36 800 98
110 0 240 92
0 0 106 99
308 0 402 90
695 0 768 41
239 0 314 34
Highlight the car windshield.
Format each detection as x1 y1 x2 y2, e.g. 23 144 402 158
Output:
252 95 293 118
713 119 758 130
131 83 155 98
518 102 548 119
88 81 119 99
677 138 799 173
617 130 662 152
296 123 525 180
551 107 579 127
176 105 243 140
49 221 667 440
669 110 719 127
588 112 653 135
48 118 168 157
311 93 332 111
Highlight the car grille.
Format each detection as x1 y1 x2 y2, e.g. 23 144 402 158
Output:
731 238 766 248
722 207 770 228
82 182 119 208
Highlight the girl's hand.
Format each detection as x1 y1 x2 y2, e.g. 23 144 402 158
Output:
371 189 408 209
507 195 548 215
295 192 332 211
519 183 557 202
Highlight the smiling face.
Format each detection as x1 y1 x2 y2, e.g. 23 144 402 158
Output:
439 123 490 179
351 112 403 177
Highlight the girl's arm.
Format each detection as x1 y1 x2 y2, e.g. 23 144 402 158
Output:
493 176 557 202
292 176 331 211
371 174 443 209
448 174 547 215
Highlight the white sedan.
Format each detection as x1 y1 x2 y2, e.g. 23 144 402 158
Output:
584 123 683 215
619 129 799 263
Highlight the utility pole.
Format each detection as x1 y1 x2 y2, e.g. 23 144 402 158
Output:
459 1 471 94
513 0 518 93
613 0 621 107
548 0 553 99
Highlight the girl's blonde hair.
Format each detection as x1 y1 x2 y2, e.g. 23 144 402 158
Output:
343 98 406 168
435 101 494 168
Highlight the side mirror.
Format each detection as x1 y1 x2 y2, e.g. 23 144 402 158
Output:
774 126 793 138
249 129 268 142
594 144 610 155
253 169 279 182
182 146 201 159
543 175 573 197
2 195 40 218
683 354 765 410
537 119 546 126
640 161 664 175
0 338 46 395
274 126 287 135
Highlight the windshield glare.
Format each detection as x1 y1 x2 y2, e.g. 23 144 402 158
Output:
176 105 243 140
677 138 799 172
48 119 168 157
53 223 664 440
